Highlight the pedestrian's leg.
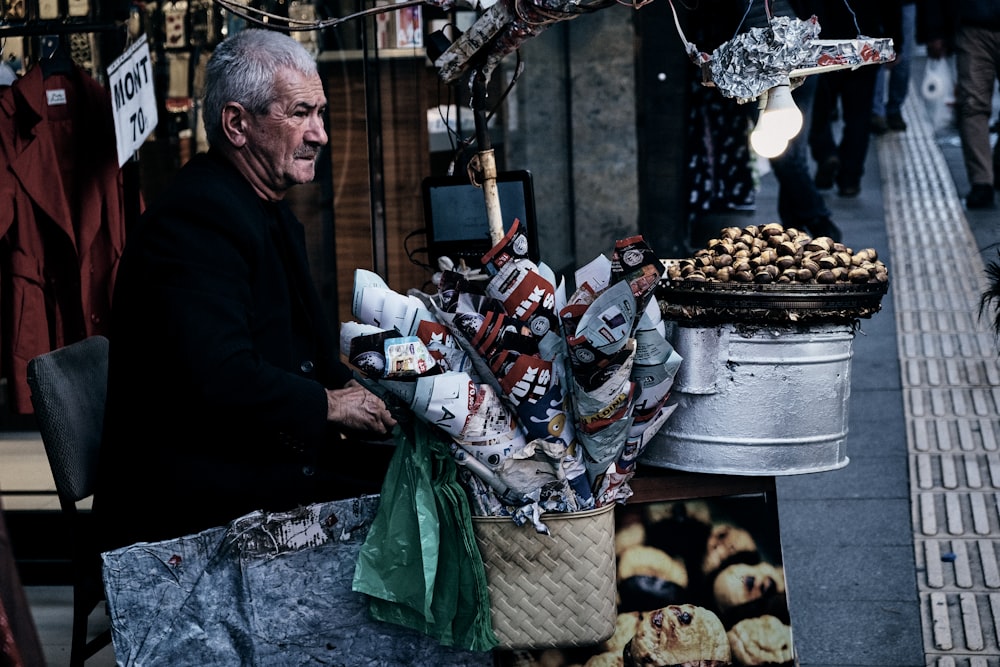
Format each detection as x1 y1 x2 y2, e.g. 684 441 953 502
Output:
872 66 888 133
995 81 1000 189
810 73 839 189
771 77 838 239
835 65 878 197
955 25 999 207
886 2 916 129
994 73 1000 189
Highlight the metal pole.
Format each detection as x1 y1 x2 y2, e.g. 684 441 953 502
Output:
471 70 504 246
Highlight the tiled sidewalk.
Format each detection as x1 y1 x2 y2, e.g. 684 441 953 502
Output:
883 87 1000 663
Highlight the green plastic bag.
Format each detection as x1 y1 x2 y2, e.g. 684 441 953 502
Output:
352 421 498 652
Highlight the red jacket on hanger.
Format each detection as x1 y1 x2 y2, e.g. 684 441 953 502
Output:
0 63 129 414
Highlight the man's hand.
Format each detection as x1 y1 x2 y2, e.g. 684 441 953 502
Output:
326 381 396 435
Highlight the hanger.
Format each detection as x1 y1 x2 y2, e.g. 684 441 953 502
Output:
40 34 75 78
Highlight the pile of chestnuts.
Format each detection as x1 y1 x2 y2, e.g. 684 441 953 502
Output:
665 223 889 286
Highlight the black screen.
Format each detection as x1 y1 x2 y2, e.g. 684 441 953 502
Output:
422 170 539 267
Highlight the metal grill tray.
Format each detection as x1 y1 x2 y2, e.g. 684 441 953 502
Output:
657 280 889 312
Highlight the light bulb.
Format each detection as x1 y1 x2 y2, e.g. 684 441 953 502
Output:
764 83 803 139
750 121 789 158
749 82 803 158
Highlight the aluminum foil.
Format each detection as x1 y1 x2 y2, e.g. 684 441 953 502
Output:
707 15 895 104
806 36 897 71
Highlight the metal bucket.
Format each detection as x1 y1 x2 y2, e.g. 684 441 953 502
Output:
641 321 855 475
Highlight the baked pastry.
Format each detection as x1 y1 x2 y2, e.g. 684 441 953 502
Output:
602 611 642 655
701 523 759 579
617 546 689 613
726 615 794 666
615 519 647 556
712 562 788 627
713 562 785 611
623 604 731 667
619 546 689 585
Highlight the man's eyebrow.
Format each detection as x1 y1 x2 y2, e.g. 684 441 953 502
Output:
292 99 327 112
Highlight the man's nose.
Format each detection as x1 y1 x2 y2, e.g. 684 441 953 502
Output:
307 114 328 145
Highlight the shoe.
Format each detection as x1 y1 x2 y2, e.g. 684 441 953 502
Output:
966 184 996 209
815 156 839 190
838 184 861 198
887 113 907 131
871 114 889 135
806 217 843 242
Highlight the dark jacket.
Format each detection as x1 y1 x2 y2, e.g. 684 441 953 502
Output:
952 0 1000 29
919 0 1000 48
683 0 801 52
812 0 903 46
688 1 901 51
93 150 378 551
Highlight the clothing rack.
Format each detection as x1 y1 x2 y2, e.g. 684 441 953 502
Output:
0 15 142 245
0 20 123 38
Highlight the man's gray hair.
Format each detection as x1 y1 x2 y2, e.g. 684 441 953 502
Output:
202 29 319 148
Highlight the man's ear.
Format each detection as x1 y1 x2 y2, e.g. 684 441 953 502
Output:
221 102 249 147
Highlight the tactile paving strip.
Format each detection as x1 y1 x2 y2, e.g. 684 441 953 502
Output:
879 97 1000 665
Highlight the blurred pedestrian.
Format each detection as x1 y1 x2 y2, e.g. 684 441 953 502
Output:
809 0 903 198
680 0 758 244
769 63 842 240
771 0 842 240
682 0 840 241
872 0 916 134
920 0 1000 209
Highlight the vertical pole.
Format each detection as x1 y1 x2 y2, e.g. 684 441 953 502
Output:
471 70 504 246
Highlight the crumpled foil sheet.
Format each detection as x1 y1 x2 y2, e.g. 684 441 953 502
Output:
709 15 821 102
707 15 895 103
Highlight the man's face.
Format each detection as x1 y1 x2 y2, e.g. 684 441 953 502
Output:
244 67 328 197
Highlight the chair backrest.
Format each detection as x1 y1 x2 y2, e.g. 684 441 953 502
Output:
26 336 110 507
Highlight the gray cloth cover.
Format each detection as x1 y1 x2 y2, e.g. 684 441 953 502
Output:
101 495 491 666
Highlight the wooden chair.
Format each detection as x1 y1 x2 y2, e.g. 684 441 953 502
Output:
26 335 112 666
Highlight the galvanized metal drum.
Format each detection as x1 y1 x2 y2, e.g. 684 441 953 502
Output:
641 321 855 475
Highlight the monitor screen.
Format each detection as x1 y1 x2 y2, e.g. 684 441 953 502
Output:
422 170 539 268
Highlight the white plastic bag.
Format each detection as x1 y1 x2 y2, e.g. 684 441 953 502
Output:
921 57 952 100
921 57 955 129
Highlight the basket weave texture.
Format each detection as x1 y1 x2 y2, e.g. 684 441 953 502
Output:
471 503 617 650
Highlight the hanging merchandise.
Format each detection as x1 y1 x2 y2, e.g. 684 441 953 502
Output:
162 0 189 49
342 228 681 529
0 49 131 414
341 226 680 649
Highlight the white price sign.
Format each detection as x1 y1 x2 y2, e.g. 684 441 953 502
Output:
107 37 157 168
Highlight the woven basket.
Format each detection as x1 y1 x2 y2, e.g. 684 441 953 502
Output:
471 502 617 650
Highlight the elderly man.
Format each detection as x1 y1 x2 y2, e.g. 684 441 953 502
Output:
93 29 396 551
